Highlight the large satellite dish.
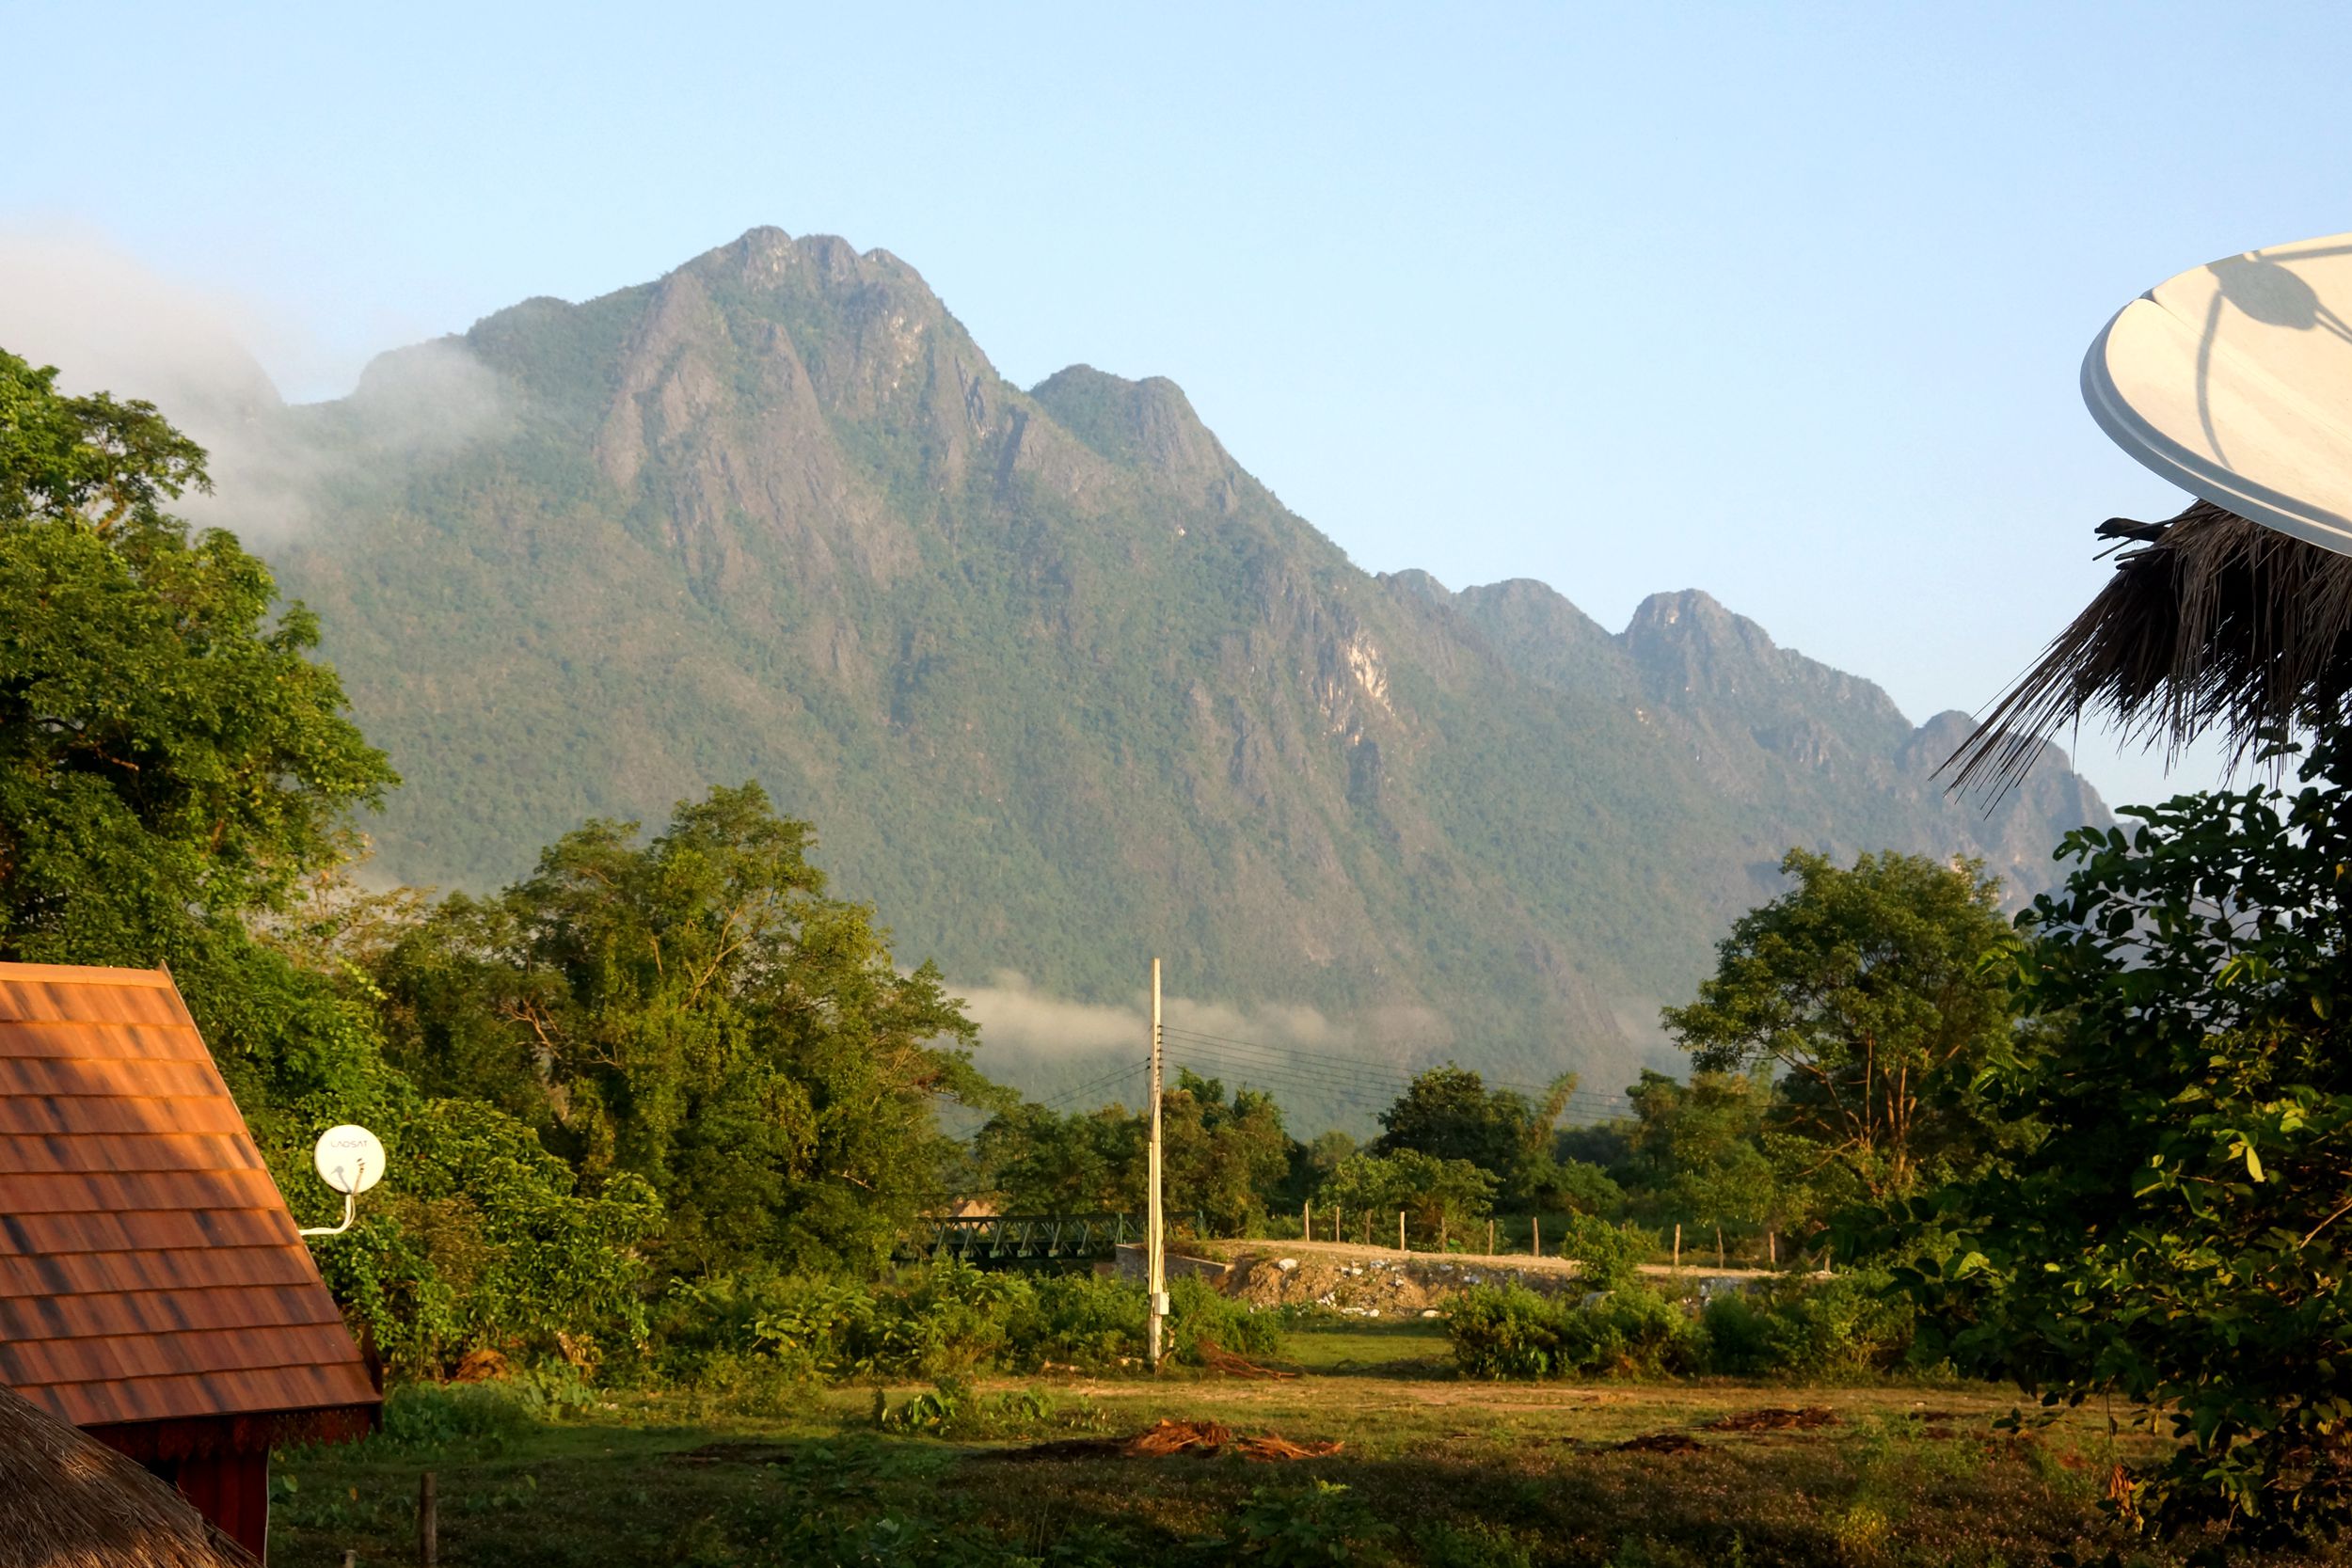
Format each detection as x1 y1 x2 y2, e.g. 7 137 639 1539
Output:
2085 231 2352 557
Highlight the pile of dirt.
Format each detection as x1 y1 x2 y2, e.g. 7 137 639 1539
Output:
1703 1406 1838 1433
1226 1253 1518 1315
989 1419 1341 1464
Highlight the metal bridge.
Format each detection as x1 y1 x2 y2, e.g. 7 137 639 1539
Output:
896 1212 1199 1264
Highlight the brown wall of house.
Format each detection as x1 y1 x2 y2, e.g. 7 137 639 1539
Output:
150 1448 272 1561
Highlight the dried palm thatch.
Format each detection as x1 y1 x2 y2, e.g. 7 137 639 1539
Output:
0 1383 257 1568
1947 499 2352 796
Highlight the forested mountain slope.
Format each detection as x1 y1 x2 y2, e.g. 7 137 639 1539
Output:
266 228 2106 1095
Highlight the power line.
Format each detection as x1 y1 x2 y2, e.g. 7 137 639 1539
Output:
1032 1057 1150 1111
1156 1024 1633 1111
1155 1038 1631 1129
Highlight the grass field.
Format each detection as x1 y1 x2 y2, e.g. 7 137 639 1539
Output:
269 1320 2341 1568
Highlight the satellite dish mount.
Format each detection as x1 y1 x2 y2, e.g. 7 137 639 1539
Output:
298 1124 387 1238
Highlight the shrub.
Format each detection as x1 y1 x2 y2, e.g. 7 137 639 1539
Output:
1168 1273 1284 1363
656 1259 1284 1385
372 1375 579 1454
1449 1281 1704 1379
1557 1213 1652 1291
1236 1480 1394 1565
1702 1271 1913 1377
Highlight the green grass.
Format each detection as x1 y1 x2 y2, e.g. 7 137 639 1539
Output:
268 1322 2344 1567
1279 1315 1454 1377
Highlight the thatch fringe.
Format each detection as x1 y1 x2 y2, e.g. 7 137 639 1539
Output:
1947 500 2352 797
0 1384 257 1568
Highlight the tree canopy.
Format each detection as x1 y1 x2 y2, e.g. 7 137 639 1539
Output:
1901 725 2352 1540
1663 848 2023 1208
0 349 396 966
375 784 991 1277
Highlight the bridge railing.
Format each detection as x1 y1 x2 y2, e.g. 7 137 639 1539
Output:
895 1212 1210 1263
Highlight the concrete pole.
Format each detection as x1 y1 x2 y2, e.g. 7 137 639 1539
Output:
1145 958 1166 1369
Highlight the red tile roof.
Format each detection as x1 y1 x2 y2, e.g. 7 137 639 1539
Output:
0 962 379 1432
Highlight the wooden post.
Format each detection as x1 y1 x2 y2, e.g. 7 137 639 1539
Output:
1439 1215 1447 1252
1398 1210 1406 1253
1673 1223 1681 1270
419 1470 437 1567
1145 959 1166 1369
1336 1203 1343 1241
1532 1215 1539 1259
1487 1218 1496 1256
344 1554 358 1568
1303 1200 1311 1243
1716 1224 1724 1271
1769 1229 1777 1266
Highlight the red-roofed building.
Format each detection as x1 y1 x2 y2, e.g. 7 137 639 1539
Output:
0 961 380 1560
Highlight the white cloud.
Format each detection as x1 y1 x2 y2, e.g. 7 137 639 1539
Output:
0 227 500 542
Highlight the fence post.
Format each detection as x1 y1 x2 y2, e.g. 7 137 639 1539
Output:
1769 1229 1777 1266
1304 1200 1311 1243
1487 1218 1495 1256
1673 1223 1681 1270
1398 1210 1406 1253
419 1470 437 1568
1532 1215 1539 1259
1716 1224 1724 1271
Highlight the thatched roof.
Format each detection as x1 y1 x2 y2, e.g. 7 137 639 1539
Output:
1947 500 2352 795
0 1382 257 1568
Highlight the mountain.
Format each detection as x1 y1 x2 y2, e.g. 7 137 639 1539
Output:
263 227 2106 1113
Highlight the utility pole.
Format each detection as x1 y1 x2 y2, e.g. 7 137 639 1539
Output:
1145 958 1167 1370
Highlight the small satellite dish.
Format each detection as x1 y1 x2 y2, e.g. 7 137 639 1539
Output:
2085 231 2352 557
314 1124 386 1195
299 1125 387 1237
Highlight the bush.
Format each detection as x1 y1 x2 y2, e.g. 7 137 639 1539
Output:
1703 1271 1914 1377
1235 1480 1394 1565
371 1369 592 1453
1168 1273 1284 1363
1557 1213 1652 1291
656 1259 1285 1385
1449 1281 1705 1379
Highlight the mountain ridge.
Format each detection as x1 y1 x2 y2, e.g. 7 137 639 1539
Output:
262 226 2106 1106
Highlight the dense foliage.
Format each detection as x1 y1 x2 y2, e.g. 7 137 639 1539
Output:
972 1069 1292 1234
1901 726 2352 1541
656 1260 1279 1389
372 784 992 1277
1665 849 2026 1216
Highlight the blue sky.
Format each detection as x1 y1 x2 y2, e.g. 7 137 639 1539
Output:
7 2 2346 806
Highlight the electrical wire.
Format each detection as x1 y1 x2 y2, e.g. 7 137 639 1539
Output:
1032 1057 1150 1111
1155 1024 1633 1114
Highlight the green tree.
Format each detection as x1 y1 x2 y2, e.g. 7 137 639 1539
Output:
1623 1069 1780 1251
974 1069 1294 1234
375 784 992 1277
1900 727 2352 1541
0 354 647 1375
0 349 396 964
974 1101 1144 1214
1373 1064 1574 1205
1161 1069 1295 1235
1316 1148 1497 1248
1663 849 2022 1209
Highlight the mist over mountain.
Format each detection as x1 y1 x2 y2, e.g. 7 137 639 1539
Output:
259 227 2106 1116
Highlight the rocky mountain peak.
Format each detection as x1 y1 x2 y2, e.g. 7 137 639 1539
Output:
1029 365 1239 500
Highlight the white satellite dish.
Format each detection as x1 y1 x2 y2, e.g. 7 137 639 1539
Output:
2085 231 2352 557
298 1123 387 1237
